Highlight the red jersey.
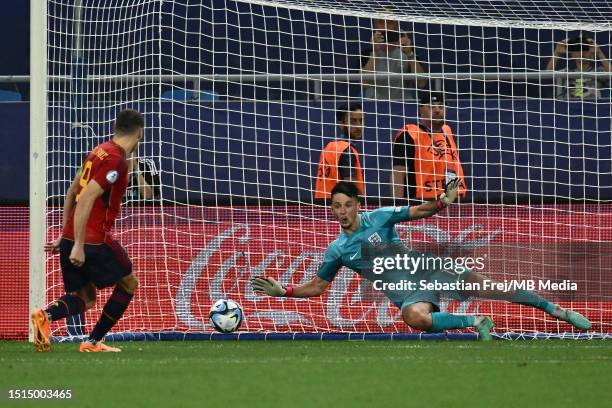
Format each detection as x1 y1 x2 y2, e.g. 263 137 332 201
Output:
63 140 129 244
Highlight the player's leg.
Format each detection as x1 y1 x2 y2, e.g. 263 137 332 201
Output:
31 283 96 352
88 273 138 342
401 300 494 341
47 283 96 318
80 274 138 352
81 240 138 352
399 264 495 340
463 271 591 330
31 239 96 352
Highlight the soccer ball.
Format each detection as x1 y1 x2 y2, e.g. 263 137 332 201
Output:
209 299 243 333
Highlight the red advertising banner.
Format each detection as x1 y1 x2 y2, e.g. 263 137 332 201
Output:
1 205 610 339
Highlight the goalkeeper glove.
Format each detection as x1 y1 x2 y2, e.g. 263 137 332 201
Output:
251 276 287 297
439 177 461 206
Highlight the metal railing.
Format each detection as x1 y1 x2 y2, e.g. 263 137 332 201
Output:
2 71 609 100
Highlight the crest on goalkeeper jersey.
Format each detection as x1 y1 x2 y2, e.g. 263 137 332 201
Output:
368 232 382 245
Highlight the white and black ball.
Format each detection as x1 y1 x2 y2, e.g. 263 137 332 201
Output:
209 299 244 333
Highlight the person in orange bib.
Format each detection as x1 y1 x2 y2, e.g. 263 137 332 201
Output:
315 102 365 199
391 91 467 204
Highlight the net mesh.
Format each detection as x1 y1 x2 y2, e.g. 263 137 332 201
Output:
35 0 612 340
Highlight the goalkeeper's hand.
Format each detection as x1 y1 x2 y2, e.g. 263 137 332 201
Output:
439 177 461 206
251 276 286 297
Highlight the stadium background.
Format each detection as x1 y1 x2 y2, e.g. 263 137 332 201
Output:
1 1 611 339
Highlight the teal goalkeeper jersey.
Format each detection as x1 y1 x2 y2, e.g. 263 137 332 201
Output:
317 206 412 282
316 206 471 308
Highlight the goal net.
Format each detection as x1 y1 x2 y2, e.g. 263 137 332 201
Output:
39 0 612 340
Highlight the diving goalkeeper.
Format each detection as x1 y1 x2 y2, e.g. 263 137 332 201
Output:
252 180 591 340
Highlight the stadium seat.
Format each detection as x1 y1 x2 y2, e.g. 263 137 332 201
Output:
161 88 219 101
0 90 22 102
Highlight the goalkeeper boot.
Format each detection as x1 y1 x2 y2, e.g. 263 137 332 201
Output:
80 340 121 353
474 316 494 341
559 308 591 330
31 308 51 352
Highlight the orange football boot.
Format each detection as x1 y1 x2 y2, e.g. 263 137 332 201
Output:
79 340 122 352
31 309 51 352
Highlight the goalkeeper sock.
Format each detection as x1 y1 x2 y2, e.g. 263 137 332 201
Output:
45 294 86 322
510 289 558 315
430 312 475 331
89 286 134 342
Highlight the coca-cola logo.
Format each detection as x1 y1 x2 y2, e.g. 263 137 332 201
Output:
176 223 502 329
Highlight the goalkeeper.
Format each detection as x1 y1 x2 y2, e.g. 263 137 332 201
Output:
252 180 591 340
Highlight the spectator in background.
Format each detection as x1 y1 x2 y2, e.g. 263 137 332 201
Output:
546 35 611 99
361 18 427 100
315 103 365 199
390 91 466 204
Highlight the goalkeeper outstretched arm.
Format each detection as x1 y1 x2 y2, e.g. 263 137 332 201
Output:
251 276 329 298
251 179 461 299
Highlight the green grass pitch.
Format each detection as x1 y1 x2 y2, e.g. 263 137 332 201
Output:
1 340 611 407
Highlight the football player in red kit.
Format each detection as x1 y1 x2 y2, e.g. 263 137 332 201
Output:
32 109 144 352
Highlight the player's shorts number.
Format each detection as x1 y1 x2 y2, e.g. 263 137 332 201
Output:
76 161 93 202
